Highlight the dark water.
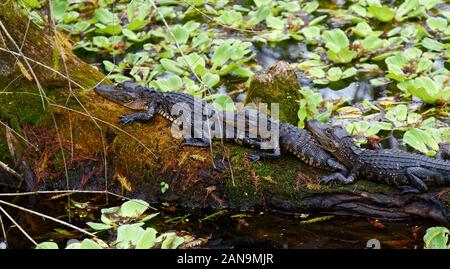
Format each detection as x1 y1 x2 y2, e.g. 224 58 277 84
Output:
0 195 434 249
160 210 431 249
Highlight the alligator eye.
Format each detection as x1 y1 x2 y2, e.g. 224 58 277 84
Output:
325 129 332 134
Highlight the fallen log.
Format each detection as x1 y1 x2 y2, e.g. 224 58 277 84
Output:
0 0 449 224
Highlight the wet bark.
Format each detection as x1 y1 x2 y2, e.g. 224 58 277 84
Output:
0 0 449 224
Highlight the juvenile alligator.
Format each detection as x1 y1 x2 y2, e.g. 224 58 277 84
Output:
94 82 348 181
307 119 450 193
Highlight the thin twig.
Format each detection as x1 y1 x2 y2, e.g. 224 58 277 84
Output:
0 190 157 211
0 199 96 237
0 91 157 158
0 120 38 151
0 160 23 181
0 213 7 245
0 20 47 107
0 206 37 246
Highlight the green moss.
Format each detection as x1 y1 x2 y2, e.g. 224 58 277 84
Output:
0 88 51 129
245 61 301 125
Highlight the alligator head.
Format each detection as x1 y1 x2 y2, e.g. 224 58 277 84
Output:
306 119 361 167
95 81 153 111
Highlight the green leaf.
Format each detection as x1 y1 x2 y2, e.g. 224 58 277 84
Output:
119 199 150 218
122 28 140 41
160 58 185 75
52 0 69 21
399 77 439 104
80 239 103 249
351 4 367 17
368 5 395 22
160 233 185 249
92 36 111 48
115 224 145 249
192 32 210 49
95 8 120 25
211 42 232 70
283 1 301 12
396 0 419 21
424 227 449 249
177 53 205 74
327 67 342 82
254 0 272 7
309 15 327 26
150 75 183 92
167 25 189 44
248 6 271 25
354 22 373 37
266 16 285 30
217 10 243 27
141 212 160 222
427 17 448 32
301 26 321 42
213 95 235 111
231 66 254 77
95 23 122 35
385 104 408 126
36 242 59 249
309 68 325 78
303 0 319 13
327 47 357 63
103 60 116 72
322 29 349 53
86 222 112 231
422 38 444 51
202 73 220 88
361 35 384 51
136 228 158 249
126 20 148 31
404 128 440 155
342 67 357 79
22 0 41 8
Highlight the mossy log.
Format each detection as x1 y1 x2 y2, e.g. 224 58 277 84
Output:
0 1 449 224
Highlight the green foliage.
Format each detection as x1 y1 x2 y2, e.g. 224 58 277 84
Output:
424 227 450 249
36 200 185 249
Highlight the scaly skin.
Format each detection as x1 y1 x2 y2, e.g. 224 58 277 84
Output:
306 119 450 193
94 82 348 179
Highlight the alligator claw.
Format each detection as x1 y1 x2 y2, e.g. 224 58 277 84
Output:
319 173 354 185
248 154 261 162
319 176 333 184
118 115 134 125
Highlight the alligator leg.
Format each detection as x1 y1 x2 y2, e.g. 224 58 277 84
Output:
435 143 450 161
119 106 155 124
319 172 355 184
326 158 349 175
181 138 211 147
404 167 439 193
236 138 281 162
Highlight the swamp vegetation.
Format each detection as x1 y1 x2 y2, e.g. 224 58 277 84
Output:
0 0 449 249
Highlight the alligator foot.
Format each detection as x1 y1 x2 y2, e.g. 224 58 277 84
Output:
181 138 211 147
247 149 281 162
399 186 421 194
119 109 155 124
248 154 261 162
319 172 354 185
